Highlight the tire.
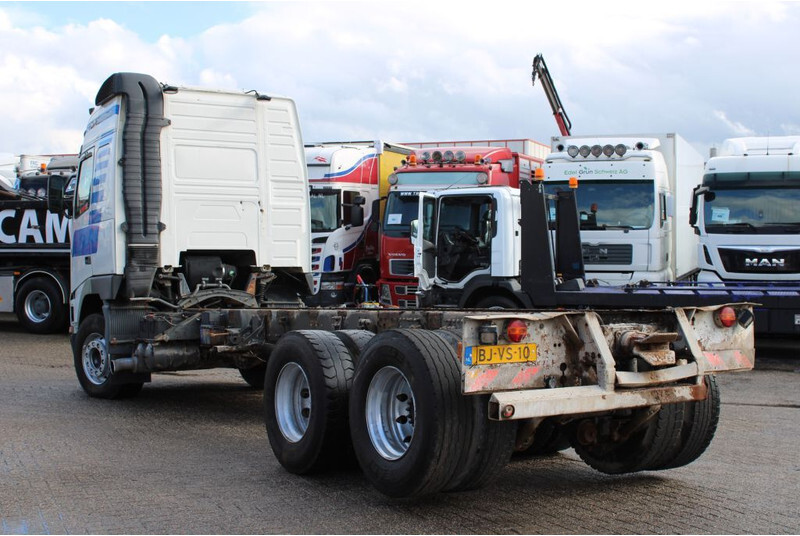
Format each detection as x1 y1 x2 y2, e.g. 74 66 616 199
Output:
571 402 684 475
426 329 517 492
73 313 144 399
264 331 355 475
349 329 469 498
15 277 67 334
474 294 519 309
652 375 721 470
239 363 267 389
333 330 375 366
516 419 571 457
445 394 516 492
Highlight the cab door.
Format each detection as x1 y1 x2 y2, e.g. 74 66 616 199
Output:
412 193 437 291
70 149 97 293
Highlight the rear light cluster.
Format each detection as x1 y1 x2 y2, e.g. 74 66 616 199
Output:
714 306 754 328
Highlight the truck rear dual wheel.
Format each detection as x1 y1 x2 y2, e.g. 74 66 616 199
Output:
571 402 685 475
73 313 144 399
348 329 470 498
15 277 67 334
263 331 355 474
445 392 517 492
427 328 517 492
332 329 375 366
650 375 721 470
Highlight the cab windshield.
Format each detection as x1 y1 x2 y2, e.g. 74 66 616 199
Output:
703 187 800 234
310 189 340 232
383 191 419 237
545 180 654 230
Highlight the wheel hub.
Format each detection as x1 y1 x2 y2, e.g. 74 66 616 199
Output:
365 366 415 460
275 362 311 443
24 290 51 323
82 335 110 386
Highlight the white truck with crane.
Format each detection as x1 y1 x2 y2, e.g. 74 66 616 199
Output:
544 133 703 285
533 55 703 285
690 136 800 336
48 72 764 499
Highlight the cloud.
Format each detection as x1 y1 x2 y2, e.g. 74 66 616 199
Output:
0 2 798 156
713 111 756 137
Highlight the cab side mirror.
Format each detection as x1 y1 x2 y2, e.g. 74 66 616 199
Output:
350 204 364 227
47 174 69 217
410 219 419 239
689 186 710 227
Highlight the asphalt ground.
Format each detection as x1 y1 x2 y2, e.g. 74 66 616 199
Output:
1 314 798 534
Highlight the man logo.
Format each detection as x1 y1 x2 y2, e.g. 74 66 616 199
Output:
745 258 785 268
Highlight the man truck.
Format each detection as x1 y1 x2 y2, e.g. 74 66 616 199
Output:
49 72 761 499
690 136 800 336
304 141 411 305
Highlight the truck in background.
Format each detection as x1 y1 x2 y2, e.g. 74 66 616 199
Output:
378 140 547 307
544 133 703 285
0 176 72 333
16 153 77 197
690 135 800 336
304 141 411 305
48 73 761 499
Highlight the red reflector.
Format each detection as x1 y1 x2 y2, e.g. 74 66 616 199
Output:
506 319 528 343
716 306 737 328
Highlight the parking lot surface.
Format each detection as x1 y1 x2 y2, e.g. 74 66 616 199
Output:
1 315 799 534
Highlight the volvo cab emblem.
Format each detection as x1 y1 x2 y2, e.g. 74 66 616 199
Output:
745 257 786 268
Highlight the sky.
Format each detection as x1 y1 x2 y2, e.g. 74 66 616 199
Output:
0 1 798 160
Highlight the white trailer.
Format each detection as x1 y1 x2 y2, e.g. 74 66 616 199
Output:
545 134 703 285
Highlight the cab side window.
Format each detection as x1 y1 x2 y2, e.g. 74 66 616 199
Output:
75 154 95 218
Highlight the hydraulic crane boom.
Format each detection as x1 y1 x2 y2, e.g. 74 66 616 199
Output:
532 53 572 136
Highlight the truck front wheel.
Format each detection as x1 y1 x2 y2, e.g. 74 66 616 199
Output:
15 277 67 334
348 330 468 498
74 313 143 399
263 331 355 474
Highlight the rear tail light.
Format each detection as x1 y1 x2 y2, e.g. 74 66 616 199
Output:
506 319 528 342
715 306 737 328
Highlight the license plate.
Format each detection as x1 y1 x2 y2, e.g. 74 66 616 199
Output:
464 343 538 366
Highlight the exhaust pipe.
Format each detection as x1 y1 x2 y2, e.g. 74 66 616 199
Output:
111 342 202 373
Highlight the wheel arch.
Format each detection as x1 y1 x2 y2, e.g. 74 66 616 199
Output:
15 269 68 306
459 276 530 308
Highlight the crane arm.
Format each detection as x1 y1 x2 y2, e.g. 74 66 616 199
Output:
532 53 572 136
